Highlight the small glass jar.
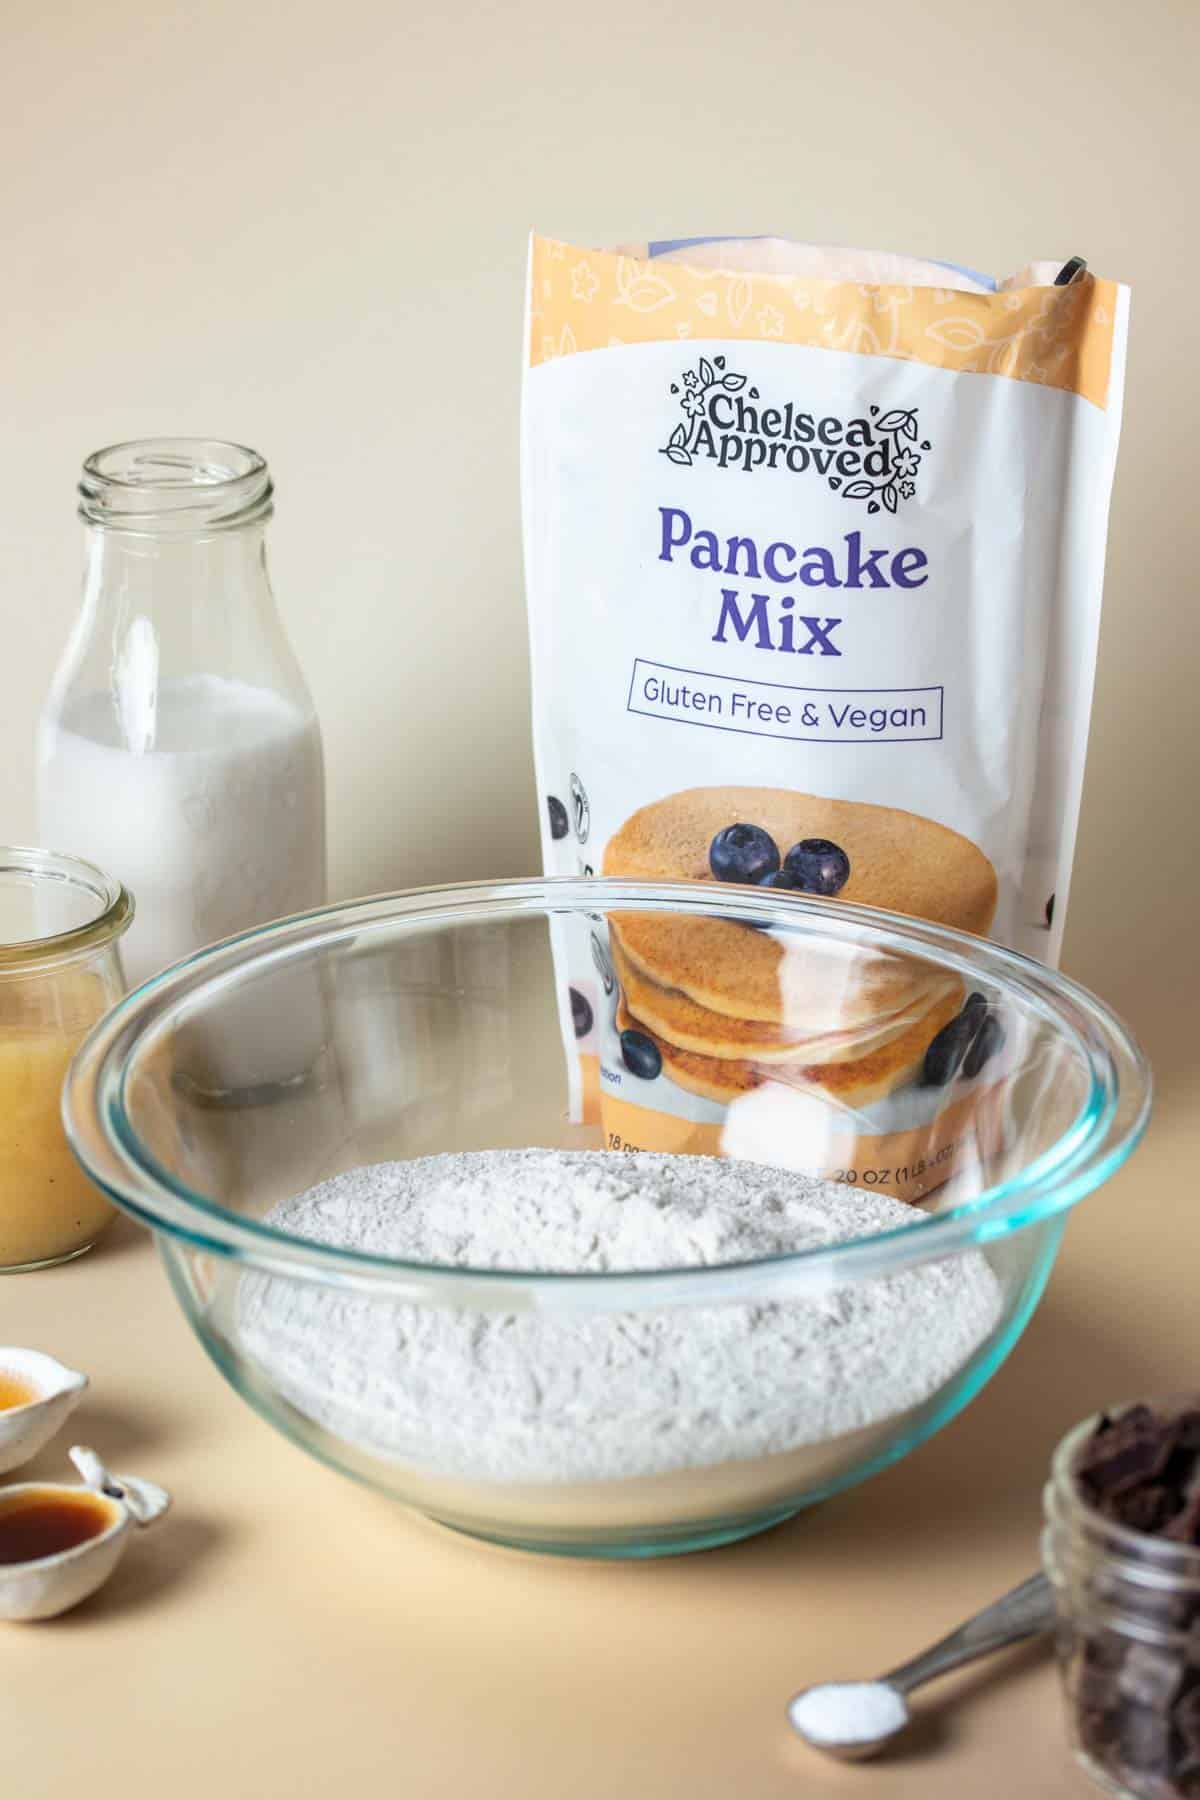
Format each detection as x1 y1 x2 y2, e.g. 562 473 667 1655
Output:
1043 1410 1200 1800
0 848 131 1271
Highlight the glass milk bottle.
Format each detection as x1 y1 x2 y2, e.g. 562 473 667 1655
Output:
37 440 326 1090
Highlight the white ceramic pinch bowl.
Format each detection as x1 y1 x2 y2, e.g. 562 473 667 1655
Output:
0 1445 171 1622
0 1348 88 1474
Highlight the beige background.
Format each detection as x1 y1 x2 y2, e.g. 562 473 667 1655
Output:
2 1 1199 1795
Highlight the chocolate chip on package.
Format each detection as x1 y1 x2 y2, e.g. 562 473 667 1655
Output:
521 235 1129 1200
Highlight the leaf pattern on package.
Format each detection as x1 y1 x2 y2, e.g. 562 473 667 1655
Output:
876 409 918 439
613 257 677 314
727 277 752 327
925 316 986 352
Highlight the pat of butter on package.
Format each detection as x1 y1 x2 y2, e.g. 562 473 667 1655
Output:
521 235 1128 1199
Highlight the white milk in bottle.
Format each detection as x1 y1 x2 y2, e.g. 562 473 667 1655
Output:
40 675 323 989
37 441 327 1093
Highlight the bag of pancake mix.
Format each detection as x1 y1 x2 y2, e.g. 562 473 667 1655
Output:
521 235 1128 1200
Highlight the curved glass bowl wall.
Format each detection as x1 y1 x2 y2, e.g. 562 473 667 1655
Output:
64 880 1150 1557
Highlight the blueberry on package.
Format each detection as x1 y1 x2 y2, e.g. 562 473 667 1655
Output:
522 236 1128 1199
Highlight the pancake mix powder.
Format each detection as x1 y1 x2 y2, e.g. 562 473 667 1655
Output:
521 236 1129 1198
239 1150 1002 1481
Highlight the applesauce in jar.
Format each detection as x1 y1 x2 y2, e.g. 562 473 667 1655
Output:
0 848 131 1271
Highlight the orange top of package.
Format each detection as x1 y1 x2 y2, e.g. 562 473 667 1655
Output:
527 237 1120 409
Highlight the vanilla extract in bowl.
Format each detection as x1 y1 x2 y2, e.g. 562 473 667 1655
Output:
0 1488 118 1564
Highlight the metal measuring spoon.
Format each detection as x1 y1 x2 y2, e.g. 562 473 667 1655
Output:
787 1571 1055 1761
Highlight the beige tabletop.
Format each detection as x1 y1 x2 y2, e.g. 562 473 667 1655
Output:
0 1024 1181 1800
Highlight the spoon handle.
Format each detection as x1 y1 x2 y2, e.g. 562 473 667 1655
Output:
883 1572 1056 1695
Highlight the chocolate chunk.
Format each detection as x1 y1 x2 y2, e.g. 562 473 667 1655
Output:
1114 1405 1160 1435
1078 1406 1174 1500
1119 1644 1185 1712
1162 1444 1200 1494
1073 1656 1122 1712
1177 1412 1200 1452
1083 1630 1128 1672
1112 1485 1175 1535
1072 1630 1127 1716
1121 1704 1172 1769
1165 1493 1200 1546
1077 1702 1121 1758
1175 1686 1200 1757
1162 1589 1198 1631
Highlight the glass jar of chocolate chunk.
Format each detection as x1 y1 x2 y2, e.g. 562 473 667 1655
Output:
1043 1401 1200 1799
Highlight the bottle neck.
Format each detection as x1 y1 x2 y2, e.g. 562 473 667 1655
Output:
82 518 273 619
47 439 313 739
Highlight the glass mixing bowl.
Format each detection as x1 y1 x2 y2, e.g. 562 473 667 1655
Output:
63 880 1150 1558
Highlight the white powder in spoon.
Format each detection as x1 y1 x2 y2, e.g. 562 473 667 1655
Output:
238 1149 1001 1484
788 1681 909 1747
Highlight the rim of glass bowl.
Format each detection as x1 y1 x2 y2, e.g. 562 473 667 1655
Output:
62 878 1151 1307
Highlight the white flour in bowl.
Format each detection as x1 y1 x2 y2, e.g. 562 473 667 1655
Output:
237 1149 1002 1484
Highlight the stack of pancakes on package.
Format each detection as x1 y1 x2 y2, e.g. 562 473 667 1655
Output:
605 786 997 1109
